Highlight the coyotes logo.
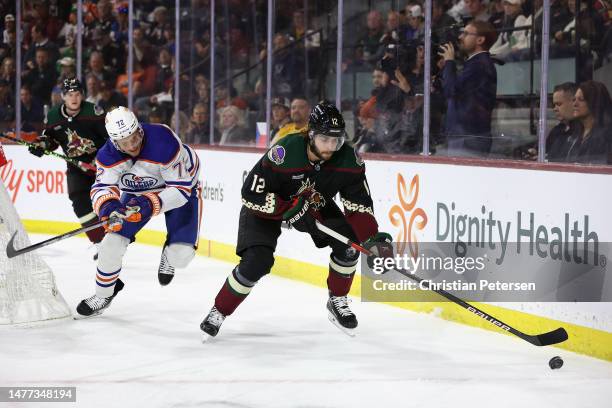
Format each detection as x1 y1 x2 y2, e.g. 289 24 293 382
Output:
295 178 326 210
65 128 96 157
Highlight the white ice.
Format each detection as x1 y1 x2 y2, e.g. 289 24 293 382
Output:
1 235 611 408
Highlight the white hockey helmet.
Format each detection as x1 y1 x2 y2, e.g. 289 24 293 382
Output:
105 106 142 145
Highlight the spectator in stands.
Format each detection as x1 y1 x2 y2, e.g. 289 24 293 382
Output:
20 84 44 131
489 0 506 30
90 27 125 76
31 0 62 41
171 110 191 138
505 0 571 61
90 0 117 39
218 105 251 146
567 80 612 164
3 14 16 45
97 80 127 112
358 67 385 128
116 60 147 98
132 26 155 67
24 23 60 69
185 102 216 144
0 79 15 123
215 83 248 110
85 74 101 106
113 3 129 45
370 62 417 154
86 50 115 84
0 28 16 61
463 0 492 23
261 33 303 99
355 94 379 153
57 56 76 83
271 97 310 144
432 0 460 44
547 82 578 162
355 10 386 69
57 7 77 49
0 57 15 92
440 20 497 156
270 97 291 141
146 6 171 47
22 48 57 104
380 11 405 46
489 0 529 60
406 5 426 42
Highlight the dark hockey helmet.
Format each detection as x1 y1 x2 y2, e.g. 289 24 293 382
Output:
62 77 84 95
308 101 346 138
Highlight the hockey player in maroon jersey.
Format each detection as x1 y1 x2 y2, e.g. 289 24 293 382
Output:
200 101 393 339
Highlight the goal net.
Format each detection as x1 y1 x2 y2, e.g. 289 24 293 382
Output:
0 178 71 324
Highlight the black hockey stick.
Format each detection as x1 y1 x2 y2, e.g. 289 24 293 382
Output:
5 219 109 258
314 221 569 347
0 132 96 173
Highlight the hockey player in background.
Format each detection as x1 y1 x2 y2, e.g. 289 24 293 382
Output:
200 101 393 338
28 77 108 256
76 106 202 317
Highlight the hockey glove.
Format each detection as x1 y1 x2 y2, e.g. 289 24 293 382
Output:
125 194 161 220
99 200 142 232
28 137 48 157
364 232 394 274
283 191 322 232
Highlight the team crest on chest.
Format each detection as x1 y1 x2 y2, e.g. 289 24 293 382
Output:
65 128 97 157
295 178 326 210
267 145 286 165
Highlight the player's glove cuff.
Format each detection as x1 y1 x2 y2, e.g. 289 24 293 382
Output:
364 232 394 273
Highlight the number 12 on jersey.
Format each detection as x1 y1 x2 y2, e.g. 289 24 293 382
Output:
250 175 265 193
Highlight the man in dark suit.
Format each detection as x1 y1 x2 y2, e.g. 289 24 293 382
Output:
439 20 497 157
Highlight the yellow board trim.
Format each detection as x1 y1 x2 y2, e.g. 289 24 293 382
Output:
23 219 612 362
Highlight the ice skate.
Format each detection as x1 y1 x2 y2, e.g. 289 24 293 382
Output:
158 246 175 286
327 295 357 337
200 307 226 342
75 279 124 319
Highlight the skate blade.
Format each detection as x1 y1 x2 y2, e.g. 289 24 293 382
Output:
73 310 104 320
201 333 215 343
327 312 356 337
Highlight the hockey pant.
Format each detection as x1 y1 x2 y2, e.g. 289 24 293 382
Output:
94 187 202 298
214 202 360 316
67 170 105 244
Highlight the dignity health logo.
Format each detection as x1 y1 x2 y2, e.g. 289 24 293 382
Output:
388 173 428 257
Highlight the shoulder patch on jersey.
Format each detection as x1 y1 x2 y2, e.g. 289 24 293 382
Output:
94 104 105 116
267 145 286 165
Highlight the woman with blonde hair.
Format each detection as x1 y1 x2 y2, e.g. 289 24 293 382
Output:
218 105 251 146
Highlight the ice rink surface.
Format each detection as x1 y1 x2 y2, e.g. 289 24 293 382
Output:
1 235 611 408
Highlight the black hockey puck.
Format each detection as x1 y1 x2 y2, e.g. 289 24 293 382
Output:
549 356 563 369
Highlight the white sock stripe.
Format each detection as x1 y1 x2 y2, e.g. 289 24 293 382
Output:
227 273 253 295
330 257 357 275
233 267 256 287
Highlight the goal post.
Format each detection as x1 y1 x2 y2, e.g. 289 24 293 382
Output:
0 175 71 324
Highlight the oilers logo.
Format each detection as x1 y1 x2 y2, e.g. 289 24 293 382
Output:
121 173 157 190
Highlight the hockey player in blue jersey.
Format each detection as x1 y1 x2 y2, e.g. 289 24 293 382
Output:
76 106 202 317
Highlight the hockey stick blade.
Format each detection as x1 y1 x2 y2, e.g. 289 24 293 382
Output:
6 231 20 258
521 327 568 347
6 218 109 258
